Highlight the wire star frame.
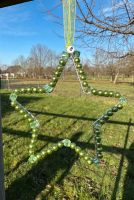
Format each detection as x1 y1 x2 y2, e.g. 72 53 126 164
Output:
9 0 127 166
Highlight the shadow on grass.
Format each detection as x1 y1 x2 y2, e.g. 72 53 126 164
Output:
30 110 134 126
1 93 43 117
5 132 83 200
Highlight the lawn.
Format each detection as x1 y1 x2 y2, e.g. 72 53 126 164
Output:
1 80 134 200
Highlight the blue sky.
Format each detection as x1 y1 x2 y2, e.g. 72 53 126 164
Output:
0 0 130 65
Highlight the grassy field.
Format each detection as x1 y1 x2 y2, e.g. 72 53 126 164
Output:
1 80 134 200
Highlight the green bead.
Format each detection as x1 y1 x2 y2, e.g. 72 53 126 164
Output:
52 77 58 82
79 151 84 157
15 105 19 110
103 115 109 120
112 106 118 112
31 139 34 143
32 129 37 133
28 118 32 122
91 89 98 95
70 143 76 149
78 69 84 75
38 88 43 93
41 151 46 156
115 92 121 98
32 134 36 138
109 91 114 97
76 63 82 69
94 130 101 135
75 147 81 153
84 156 88 160
49 82 56 87
24 114 28 118
62 139 71 147
47 149 52 154
87 160 92 165
74 57 80 63
11 101 16 107
21 88 25 93
99 119 105 124
54 71 61 77
73 50 80 57
59 59 66 66
20 109 24 114
104 90 109 97
98 154 103 159
29 144 33 149
27 88 31 93
57 142 63 148
29 150 34 155
36 155 41 160
97 147 102 152
28 155 37 163
117 104 123 109
82 81 88 87
10 93 17 102
52 146 58 151
96 137 101 142
80 75 86 80
57 65 63 71
14 89 19 93
107 110 113 116
33 88 37 92
98 90 103 96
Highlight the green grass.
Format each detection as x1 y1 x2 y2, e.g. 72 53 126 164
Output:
2 80 134 200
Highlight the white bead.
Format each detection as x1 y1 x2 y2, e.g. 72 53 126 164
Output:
67 46 75 54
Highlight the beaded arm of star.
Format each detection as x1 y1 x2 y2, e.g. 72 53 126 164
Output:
10 0 127 165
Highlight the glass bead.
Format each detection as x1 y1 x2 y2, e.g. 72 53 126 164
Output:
30 120 40 129
14 89 19 93
27 88 31 93
73 50 80 57
62 139 71 147
94 130 101 135
96 137 101 142
98 154 103 159
38 88 43 93
28 118 32 122
119 96 127 105
43 84 53 93
57 66 63 71
32 129 37 133
41 151 46 156
28 155 37 163
84 156 88 160
10 93 17 102
52 77 58 82
92 157 100 164
62 51 70 60
32 134 36 138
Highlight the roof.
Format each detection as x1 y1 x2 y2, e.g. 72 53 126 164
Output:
0 0 32 8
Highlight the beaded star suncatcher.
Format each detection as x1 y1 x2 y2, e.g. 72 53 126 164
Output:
10 0 127 165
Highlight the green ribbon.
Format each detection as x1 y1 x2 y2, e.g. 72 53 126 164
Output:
62 0 76 49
